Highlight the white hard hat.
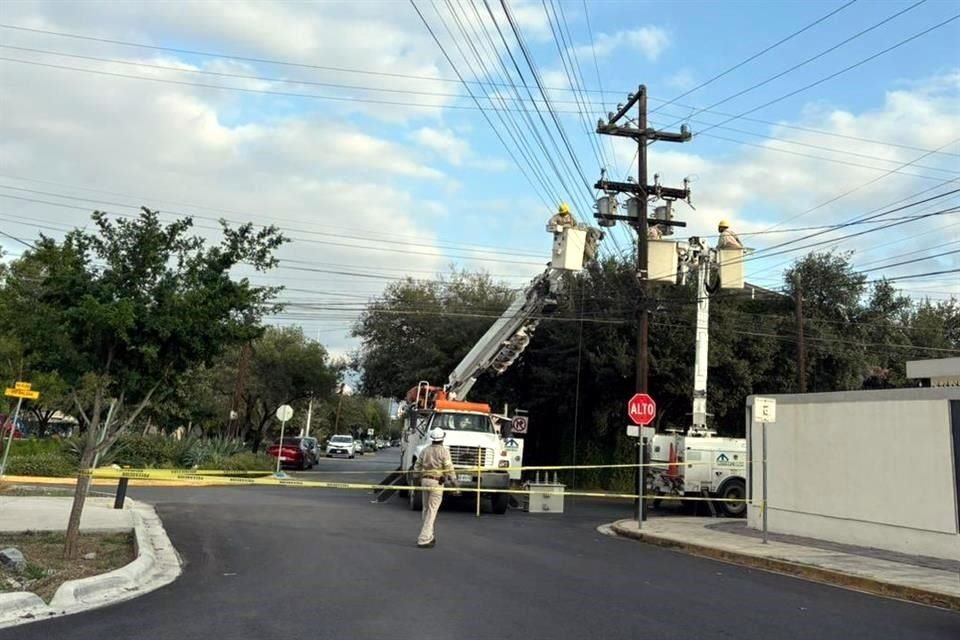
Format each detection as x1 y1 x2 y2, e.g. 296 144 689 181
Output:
429 427 446 442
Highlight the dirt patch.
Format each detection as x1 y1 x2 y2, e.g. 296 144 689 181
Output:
0 531 135 602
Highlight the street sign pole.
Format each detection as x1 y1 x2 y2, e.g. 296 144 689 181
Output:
274 405 294 477
276 417 288 475
626 393 656 526
762 421 768 544
0 397 24 477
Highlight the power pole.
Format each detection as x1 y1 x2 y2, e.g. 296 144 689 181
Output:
795 272 807 393
333 384 345 434
595 84 692 522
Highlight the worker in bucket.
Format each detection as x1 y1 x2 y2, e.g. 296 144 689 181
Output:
546 202 576 233
717 219 744 249
414 427 458 548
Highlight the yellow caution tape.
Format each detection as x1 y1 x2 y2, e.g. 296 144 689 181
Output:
85 467 748 503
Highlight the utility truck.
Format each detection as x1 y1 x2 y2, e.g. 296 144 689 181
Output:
375 212 602 512
646 235 748 517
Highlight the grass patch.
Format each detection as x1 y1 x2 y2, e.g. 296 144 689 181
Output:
0 531 135 602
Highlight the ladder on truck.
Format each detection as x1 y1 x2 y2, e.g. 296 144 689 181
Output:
376 222 602 500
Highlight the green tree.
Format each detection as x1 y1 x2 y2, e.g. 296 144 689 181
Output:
352 270 514 397
237 326 338 450
0 208 284 557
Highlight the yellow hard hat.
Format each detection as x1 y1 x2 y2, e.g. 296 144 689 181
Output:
718 219 730 229
558 203 571 215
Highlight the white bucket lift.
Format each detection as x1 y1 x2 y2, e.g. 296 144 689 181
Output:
648 239 679 283
718 248 747 289
552 227 588 271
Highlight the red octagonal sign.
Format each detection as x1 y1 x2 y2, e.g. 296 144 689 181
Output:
628 393 656 426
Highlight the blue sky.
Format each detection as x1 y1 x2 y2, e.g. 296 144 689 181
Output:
0 0 958 354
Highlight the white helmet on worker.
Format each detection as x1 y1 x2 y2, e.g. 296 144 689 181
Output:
718 219 730 230
429 427 446 442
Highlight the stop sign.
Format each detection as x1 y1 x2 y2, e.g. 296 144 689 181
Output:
628 393 656 426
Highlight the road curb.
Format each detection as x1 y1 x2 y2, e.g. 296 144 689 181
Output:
609 520 960 612
0 593 48 621
0 500 182 629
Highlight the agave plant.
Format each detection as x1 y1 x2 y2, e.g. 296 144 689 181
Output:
179 436 246 469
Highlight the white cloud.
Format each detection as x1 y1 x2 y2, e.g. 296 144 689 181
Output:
411 126 508 172
577 26 671 62
667 68 698 91
412 127 471 166
0 2 475 354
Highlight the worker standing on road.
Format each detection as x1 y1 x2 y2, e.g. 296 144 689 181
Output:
415 428 458 548
717 219 744 249
546 202 576 233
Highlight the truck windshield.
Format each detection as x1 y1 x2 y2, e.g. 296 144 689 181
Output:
432 413 493 433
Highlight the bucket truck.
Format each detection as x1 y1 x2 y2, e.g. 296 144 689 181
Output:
647 236 748 517
374 218 602 513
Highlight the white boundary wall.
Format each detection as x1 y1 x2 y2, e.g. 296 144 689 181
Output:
746 388 960 561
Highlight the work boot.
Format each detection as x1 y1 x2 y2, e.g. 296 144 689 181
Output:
417 539 435 548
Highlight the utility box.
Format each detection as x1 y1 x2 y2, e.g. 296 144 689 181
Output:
648 240 678 283
552 227 587 271
718 248 746 289
522 482 565 513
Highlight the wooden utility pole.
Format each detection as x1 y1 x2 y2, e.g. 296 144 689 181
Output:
795 272 807 392
595 85 691 522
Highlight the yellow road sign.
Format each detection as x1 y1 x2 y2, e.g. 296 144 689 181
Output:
4 387 40 400
14 381 31 391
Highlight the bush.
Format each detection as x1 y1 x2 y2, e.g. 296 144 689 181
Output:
110 435 188 468
179 437 246 468
5 452 78 477
215 452 273 472
2 438 64 457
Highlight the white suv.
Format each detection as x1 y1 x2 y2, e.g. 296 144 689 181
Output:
326 434 356 459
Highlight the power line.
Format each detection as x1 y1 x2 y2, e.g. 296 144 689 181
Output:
0 189 552 266
658 0 930 131
3 25 955 158
650 0 859 115
0 172 549 255
686 11 960 140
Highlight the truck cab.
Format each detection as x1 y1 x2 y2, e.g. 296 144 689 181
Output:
399 385 511 514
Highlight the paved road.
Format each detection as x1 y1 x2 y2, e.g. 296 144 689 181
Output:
5 450 957 640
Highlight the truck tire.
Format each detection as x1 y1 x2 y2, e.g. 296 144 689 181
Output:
491 493 509 515
408 483 422 510
408 464 422 510
718 478 747 518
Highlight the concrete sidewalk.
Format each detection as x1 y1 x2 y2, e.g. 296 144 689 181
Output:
0 497 133 533
610 517 960 611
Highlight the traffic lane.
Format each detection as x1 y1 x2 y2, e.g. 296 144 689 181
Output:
5 484 957 640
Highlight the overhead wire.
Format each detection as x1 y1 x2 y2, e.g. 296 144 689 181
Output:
434 0 561 212
538 0 631 254
681 11 960 140
657 0 930 132
650 0 859 115
1 22 955 157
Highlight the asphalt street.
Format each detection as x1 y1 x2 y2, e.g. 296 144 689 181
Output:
5 449 958 640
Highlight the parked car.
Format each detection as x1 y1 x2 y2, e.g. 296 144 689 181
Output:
300 436 320 463
355 440 366 455
267 437 316 470
326 434 356 458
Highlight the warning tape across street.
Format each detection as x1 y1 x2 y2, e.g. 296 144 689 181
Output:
84 467 749 503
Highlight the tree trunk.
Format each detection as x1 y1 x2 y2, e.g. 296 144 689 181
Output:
63 445 96 559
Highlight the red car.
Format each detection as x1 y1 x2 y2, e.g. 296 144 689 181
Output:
266 437 316 470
